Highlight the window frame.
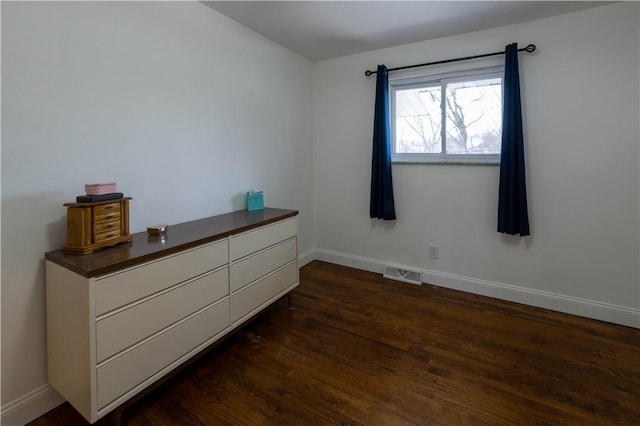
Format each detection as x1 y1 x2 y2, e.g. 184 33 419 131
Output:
390 66 504 165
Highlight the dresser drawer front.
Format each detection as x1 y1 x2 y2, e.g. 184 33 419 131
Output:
230 238 297 293
94 220 121 234
94 229 122 243
95 240 228 315
96 267 229 363
229 217 298 262
230 217 297 261
94 204 122 222
231 261 298 323
97 299 229 409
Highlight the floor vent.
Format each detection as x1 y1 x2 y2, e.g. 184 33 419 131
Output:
383 266 422 285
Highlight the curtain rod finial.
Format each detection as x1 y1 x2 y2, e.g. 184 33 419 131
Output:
365 69 374 77
524 44 536 53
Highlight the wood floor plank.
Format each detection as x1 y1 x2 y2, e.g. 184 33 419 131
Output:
29 261 640 425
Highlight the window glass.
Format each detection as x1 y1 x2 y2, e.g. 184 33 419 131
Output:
445 78 501 155
391 67 503 164
395 85 441 154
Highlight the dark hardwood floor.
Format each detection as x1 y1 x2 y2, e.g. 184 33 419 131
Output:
29 261 640 425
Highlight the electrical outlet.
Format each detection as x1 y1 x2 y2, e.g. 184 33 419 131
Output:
428 244 439 260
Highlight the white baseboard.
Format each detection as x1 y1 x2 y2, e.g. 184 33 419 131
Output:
421 268 640 328
315 249 385 274
1 384 65 426
314 248 640 328
298 249 316 268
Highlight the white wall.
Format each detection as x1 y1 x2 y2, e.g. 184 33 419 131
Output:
1 1 313 421
313 3 639 324
2 1 638 424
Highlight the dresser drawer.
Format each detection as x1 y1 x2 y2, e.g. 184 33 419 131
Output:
96 299 230 409
94 229 122 243
231 261 298 323
230 238 296 293
96 267 229 363
95 240 228 315
230 217 297 261
94 220 121 234
94 203 122 222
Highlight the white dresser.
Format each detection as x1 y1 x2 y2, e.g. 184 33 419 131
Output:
45 208 298 423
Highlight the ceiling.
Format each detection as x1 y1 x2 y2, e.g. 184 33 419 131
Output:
202 1 613 62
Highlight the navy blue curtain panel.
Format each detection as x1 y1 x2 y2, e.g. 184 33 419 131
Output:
498 43 530 236
370 65 396 220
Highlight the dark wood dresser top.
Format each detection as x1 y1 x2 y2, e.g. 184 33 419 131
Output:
45 208 298 278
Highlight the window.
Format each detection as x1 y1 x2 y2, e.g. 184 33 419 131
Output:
390 66 503 164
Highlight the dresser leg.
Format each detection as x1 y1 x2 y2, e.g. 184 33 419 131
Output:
287 292 293 311
105 407 123 426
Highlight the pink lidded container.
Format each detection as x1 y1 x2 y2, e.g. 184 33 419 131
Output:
85 182 117 195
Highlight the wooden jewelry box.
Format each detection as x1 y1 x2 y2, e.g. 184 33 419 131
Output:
63 197 132 254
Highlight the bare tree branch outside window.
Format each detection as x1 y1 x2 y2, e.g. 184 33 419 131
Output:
393 75 502 157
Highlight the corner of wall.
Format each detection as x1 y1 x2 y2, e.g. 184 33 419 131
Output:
1 385 65 426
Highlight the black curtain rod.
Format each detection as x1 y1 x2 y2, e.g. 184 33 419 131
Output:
364 43 536 77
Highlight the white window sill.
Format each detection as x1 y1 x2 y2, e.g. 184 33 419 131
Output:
391 155 500 165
